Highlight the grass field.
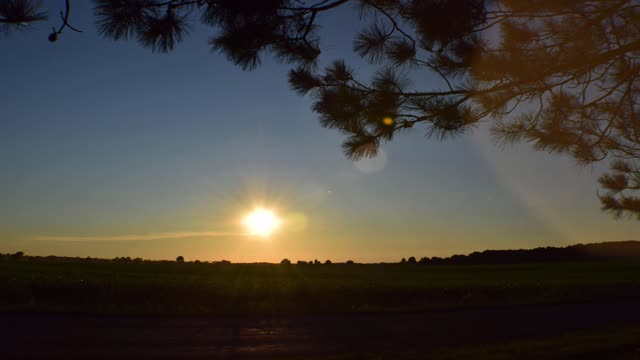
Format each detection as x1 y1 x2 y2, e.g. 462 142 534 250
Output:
2 259 640 358
2 259 640 315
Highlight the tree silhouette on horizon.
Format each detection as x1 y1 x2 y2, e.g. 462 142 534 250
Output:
3 0 640 219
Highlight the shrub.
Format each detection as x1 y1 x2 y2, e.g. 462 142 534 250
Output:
10 251 25 260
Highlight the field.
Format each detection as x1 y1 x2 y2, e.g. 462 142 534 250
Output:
1 259 640 358
2 259 640 314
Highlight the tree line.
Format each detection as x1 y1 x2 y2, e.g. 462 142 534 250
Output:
4 241 639 265
399 241 640 265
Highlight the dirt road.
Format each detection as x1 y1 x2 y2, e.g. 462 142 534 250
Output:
2 301 639 359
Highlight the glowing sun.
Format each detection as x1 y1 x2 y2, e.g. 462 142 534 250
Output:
243 208 281 237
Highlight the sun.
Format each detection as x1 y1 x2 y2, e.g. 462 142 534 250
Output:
243 208 281 237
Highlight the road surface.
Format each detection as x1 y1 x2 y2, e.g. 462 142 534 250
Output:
2 301 639 359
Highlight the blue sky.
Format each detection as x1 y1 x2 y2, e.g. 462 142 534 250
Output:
1 1 638 262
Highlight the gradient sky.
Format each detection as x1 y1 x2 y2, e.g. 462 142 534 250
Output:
1 2 638 262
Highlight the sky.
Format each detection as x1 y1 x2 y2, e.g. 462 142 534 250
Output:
1 2 638 262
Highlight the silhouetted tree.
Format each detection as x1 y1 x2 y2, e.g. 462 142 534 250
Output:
280 258 291 265
407 256 417 264
599 160 640 219
314 259 321 265
8 0 640 218
10 251 24 260
400 257 407 264
324 259 332 265
0 0 47 35
176 256 184 263
0 0 81 39
296 260 308 265
346 260 354 265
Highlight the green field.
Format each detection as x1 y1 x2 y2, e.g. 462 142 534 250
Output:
2 259 639 315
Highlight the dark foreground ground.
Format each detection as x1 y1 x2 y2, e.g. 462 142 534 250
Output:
2 259 640 358
2 300 640 359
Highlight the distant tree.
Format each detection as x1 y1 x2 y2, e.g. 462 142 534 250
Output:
10 251 24 260
449 254 467 264
407 256 417 264
176 256 184 263
345 260 355 265
314 259 321 265
296 260 307 265
399 241 640 265
324 259 332 265
418 257 429 264
400 258 407 264
6 0 640 218
280 258 291 265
